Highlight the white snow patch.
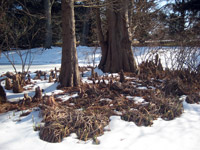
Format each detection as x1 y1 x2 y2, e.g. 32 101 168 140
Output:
57 93 78 102
137 86 148 90
100 98 112 102
127 96 146 103
113 111 123 116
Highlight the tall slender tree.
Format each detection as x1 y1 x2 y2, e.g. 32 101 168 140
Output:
60 0 80 87
44 0 54 49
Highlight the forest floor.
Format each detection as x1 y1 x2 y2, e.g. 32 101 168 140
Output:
0 46 200 150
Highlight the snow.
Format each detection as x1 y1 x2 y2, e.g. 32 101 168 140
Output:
104 101 200 150
0 46 200 150
126 96 146 103
57 93 78 102
5 81 61 103
0 46 101 75
133 46 200 70
137 86 148 90
100 98 112 102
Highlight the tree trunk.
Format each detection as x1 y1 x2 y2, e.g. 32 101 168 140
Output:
60 0 80 87
94 4 108 70
44 0 53 49
97 0 137 73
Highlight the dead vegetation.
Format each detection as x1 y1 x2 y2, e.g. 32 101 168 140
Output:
0 61 200 143
39 105 109 143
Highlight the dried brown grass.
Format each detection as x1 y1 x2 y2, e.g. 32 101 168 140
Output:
39 104 109 143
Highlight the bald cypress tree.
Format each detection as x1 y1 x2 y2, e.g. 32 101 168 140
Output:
96 0 138 73
59 0 80 87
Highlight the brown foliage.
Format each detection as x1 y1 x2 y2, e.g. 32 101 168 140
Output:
39 105 109 143
186 94 200 104
0 103 18 113
162 78 185 96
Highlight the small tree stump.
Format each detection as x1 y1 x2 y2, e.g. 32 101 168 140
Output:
0 85 7 103
39 70 46 76
119 70 125 83
34 71 45 80
50 70 55 79
23 93 32 105
43 95 57 107
53 72 57 79
5 78 13 90
28 74 31 81
49 74 53 83
13 74 24 93
44 73 47 80
157 59 163 71
32 86 42 102
37 72 41 79
155 54 159 66
6 71 14 78
95 72 98 80
25 74 32 84
91 68 95 78
110 82 123 91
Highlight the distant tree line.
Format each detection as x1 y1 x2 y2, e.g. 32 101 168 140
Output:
0 0 199 51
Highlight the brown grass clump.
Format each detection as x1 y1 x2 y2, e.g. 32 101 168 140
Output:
147 94 183 120
186 94 200 104
121 91 183 126
121 109 154 126
39 104 109 143
162 78 185 96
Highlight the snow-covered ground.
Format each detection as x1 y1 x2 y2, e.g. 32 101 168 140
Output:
0 46 200 150
0 46 101 74
0 101 200 150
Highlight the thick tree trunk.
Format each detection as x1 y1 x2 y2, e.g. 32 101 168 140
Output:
97 0 137 73
60 0 80 87
94 5 108 70
44 0 53 49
